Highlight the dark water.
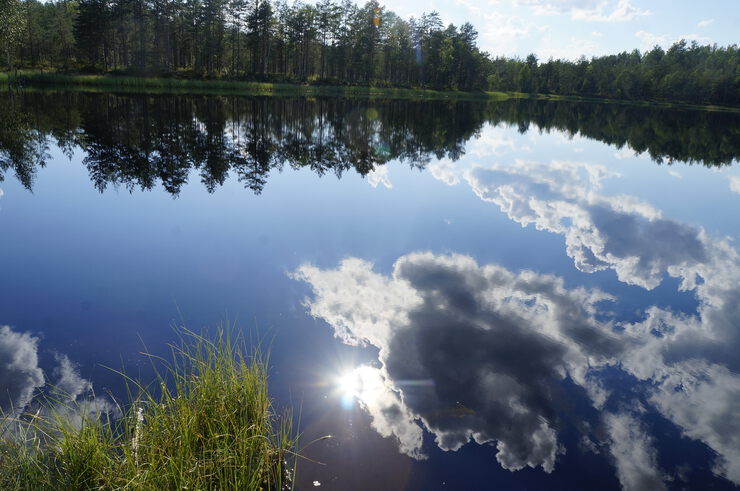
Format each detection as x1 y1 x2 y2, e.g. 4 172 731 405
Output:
1 91 739 490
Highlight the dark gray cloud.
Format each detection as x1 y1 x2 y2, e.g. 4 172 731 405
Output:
295 246 740 485
294 253 621 473
462 160 740 484
465 160 708 290
297 159 740 486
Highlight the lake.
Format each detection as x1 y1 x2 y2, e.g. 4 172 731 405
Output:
1 91 739 490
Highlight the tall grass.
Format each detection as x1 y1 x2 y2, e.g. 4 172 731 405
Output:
0 328 296 490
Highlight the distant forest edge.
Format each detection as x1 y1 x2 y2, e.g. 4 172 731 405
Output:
0 0 738 106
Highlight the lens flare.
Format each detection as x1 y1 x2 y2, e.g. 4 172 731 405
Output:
336 370 361 409
337 371 360 397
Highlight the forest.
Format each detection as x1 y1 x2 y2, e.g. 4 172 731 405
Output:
1 0 739 105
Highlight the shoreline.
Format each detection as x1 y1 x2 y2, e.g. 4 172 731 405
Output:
2 71 739 112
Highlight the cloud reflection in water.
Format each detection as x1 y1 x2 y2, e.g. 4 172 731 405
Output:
0 325 116 435
294 159 740 490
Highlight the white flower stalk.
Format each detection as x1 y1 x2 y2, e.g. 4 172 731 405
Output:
132 404 144 466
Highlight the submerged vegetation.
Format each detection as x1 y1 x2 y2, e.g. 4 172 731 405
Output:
0 329 295 490
0 0 737 105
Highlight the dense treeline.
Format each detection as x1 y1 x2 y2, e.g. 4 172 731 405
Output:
486 99 740 166
489 43 740 106
3 0 488 90
1 0 738 104
2 93 738 196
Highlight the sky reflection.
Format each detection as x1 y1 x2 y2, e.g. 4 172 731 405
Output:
1 94 740 490
294 156 740 490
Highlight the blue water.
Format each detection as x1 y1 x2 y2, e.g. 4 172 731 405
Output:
1 94 739 490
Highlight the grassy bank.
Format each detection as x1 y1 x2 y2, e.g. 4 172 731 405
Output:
2 71 737 112
0 329 295 490
0 71 502 101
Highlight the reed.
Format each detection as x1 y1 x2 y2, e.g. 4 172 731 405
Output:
0 328 296 490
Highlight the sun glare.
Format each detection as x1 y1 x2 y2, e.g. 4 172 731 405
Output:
337 371 360 397
334 368 367 409
333 365 387 410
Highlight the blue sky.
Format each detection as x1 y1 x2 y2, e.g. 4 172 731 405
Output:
378 0 739 60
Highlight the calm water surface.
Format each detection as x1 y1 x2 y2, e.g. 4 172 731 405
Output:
1 91 739 490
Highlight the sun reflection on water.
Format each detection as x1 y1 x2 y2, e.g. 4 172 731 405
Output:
336 370 362 409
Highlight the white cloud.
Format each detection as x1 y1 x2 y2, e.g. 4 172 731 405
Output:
429 160 461 186
482 12 548 54
465 160 706 289
462 158 740 484
345 365 426 459
515 0 597 16
0 326 45 412
729 175 740 194
677 33 712 45
648 361 740 484
572 0 650 22
52 353 93 399
295 157 740 486
697 19 714 28
484 12 537 39
468 131 517 157
294 252 619 473
295 236 740 484
43 354 118 430
517 0 650 21
634 30 671 50
604 412 668 491
0 326 116 436
636 31 712 51
453 0 483 14
367 166 392 189
667 170 682 179
614 148 638 160
539 37 601 60
301 156 740 485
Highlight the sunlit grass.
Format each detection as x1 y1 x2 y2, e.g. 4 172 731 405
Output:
0 328 296 490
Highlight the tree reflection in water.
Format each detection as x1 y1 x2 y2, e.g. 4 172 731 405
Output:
1 91 738 195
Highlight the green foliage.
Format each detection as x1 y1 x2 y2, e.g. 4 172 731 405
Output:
5 0 740 103
6 0 492 90
0 0 26 69
0 328 296 490
488 42 740 105
6 0 739 103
